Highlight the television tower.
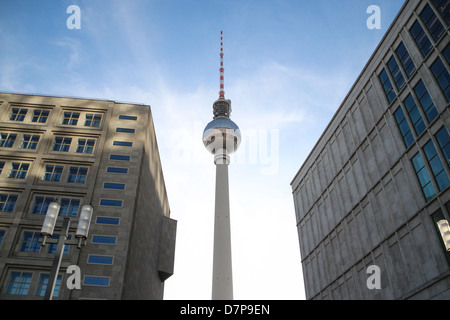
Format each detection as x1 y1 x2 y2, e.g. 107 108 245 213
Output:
202 31 241 300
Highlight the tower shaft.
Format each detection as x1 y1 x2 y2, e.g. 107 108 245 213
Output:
212 161 233 300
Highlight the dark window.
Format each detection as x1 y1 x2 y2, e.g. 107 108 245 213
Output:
67 167 88 184
423 140 450 191
435 126 450 166
103 183 125 190
113 141 133 147
83 276 110 286
116 128 135 134
119 115 137 121
0 133 17 148
31 110 49 123
20 135 40 150
88 255 114 265
420 4 445 42
379 68 396 103
43 165 63 182
432 0 450 24
107 167 128 174
0 230 5 245
410 20 433 57
84 113 102 127
92 235 117 245
9 162 29 179
430 57 450 102
395 42 416 78
96 217 120 225
444 44 450 64
9 108 27 121
412 152 436 202
403 94 426 136
394 107 414 148
414 80 438 123
109 155 130 161
76 139 95 154
5 271 32 295
52 137 72 152
31 196 55 215
62 112 80 125
35 274 62 297
0 194 18 212
100 199 123 207
19 231 41 253
59 198 80 217
387 56 406 91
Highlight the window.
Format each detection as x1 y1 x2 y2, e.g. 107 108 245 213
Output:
43 165 63 182
59 198 80 217
395 42 416 79
46 234 71 255
403 94 426 136
9 108 27 121
109 155 130 161
379 68 396 103
116 128 135 134
67 167 88 184
31 196 55 215
444 44 450 64
387 55 406 91
0 161 4 175
100 199 123 207
420 4 445 42
430 57 450 102
107 167 128 174
432 208 450 265
4 271 32 295
423 140 450 191
410 20 433 57
35 274 62 297
0 133 17 148
9 162 30 179
394 107 414 148
84 113 102 128
88 255 114 265
435 126 450 166
113 141 133 147
76 138 95 154
432 0 450 24
83 276 110 287
92 235 117 245
0 230 5 245
0 194 18 213
414 80 438 123
52 137 72 152
96 217 120 225
103 183 125 190
19 231 41 253
119 115 137 121
31 110 49 123
412 152 436 202
20 134 40 150
62 112 80 125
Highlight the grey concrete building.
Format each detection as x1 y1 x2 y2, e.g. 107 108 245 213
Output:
0 92 176 300
291 0 450 299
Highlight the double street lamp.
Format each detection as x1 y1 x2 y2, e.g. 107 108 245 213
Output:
40 201 93 300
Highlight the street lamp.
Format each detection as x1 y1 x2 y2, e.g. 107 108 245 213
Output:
40 202 93 300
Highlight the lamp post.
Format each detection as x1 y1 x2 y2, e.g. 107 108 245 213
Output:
40 202 93 300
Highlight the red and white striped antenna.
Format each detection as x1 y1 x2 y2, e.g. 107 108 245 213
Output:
219 31 225 99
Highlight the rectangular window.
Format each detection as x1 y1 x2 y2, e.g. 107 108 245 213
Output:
412 152 436 202
432 0 450 24
92 235 117 245
403 94 426 137
0 133 17 148
379 68 396 103
387 55 406 91
76 138 95 154
395 42 416 79
9 162 30 179
432 208 450 265
414 80 438 123
9 108 27 121
423 140 450 191
84 113 102 128
0 161 5 175
31 196 55 215
67 166 88 184
46 234 71 255
103 183 125 190
35 274 62 297
59 198 80 217
19 231 41 253
52 137 72 152
0 230 5 245
109 155 130 161
5 271 32 295
0 194 18 213
20 134 40 150
107 167 128 174
62 112 80 125
445 44 450 64
394 107 414 148
430 57 450 102
96 216 120 225
116 128 135 133
83 276 110 287
113 141 133 147
100 199 123 207
119 115 138 121
88 255 114 265
31 110 49 123
43 165 63 182
410 20 433 57
420 4 445 42
435 126 450 166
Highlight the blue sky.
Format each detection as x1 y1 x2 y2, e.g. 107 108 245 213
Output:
1 0 405 299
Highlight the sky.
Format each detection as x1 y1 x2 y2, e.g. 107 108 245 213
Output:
0 0 406 300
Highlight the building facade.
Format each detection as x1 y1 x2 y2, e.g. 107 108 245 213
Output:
291 0 450 299
0 92 176 300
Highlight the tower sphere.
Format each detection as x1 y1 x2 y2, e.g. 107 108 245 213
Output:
203 116 241 155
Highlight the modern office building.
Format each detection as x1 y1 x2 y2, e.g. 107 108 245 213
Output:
0 92 176 300
291 0 450 299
